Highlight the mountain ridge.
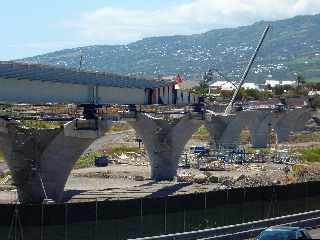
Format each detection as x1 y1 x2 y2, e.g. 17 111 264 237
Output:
21 13 320 83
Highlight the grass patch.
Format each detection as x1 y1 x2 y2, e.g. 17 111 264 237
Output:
0 170 11 178
109 122 131 132
240 130 251 145
306 77 320 83
107 146 143 155
298 148 320 163
192 126 209 141
0 150 4 161
75 151 105 169
244 147 272 154
289 131 320 143
74 147 144 169
20 120 63 129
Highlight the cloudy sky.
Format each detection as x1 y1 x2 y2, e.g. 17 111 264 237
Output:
2 0 320 60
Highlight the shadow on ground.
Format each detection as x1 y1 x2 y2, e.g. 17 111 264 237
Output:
145 182 192 198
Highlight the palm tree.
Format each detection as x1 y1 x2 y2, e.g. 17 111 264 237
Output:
296 73 306 88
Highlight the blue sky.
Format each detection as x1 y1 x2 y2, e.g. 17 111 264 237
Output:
1 0 319 60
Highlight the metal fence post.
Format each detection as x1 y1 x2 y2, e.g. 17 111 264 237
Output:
140 198 143 236
164 199 167 234
41 203 44 240
95 198 98 240
65 203 68 240
183 208 186 232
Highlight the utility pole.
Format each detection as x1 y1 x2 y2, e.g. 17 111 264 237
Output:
79 50 84 72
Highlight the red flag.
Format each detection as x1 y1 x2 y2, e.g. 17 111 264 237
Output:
175 74 183 84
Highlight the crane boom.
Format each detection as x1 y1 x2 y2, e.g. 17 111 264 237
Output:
224 24 271 115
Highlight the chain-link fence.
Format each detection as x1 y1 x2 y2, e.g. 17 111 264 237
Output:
2 181 320 240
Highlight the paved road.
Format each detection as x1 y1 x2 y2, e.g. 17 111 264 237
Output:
310 228 320 238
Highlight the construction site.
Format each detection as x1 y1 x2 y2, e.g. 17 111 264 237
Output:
1 24 320 240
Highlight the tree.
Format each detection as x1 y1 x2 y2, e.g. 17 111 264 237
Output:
273 86 284 96
192 81 209 97
296 73 306 88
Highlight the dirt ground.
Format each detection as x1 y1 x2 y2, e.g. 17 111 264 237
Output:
61 162 286 202
1 121 320 203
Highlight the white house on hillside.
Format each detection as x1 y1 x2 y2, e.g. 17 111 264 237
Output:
265 80 280 88
242 83 260 91
209 81 237 92
265 80 297 89
281 80 297 87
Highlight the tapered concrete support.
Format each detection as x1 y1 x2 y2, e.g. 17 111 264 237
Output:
293 111 312 132
273 110 306 143
205 114 246 149
247 111 273 148
129 114 202 181
205 109 310 149
0 118 111 203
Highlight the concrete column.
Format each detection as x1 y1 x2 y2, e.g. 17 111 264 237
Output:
205 113 247 149
246 111 273 148
293 110 312 132
273 109 305 143
0 118 111 203
129 114 202 181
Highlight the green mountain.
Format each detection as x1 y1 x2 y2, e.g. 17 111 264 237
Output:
21 14 320 83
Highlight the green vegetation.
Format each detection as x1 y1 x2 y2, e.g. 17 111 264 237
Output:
0 170 11 178
20 120 63 129
192 81 209 97
192 126 209 140
311 96 320 109
240 130 251 145
75 146 144 169
298 148 320 163
239 89 274 101
22 14 320 82
75 151 105 169
109 122 131 132
0 150 4 161
289 131 320 143
306 78 320 83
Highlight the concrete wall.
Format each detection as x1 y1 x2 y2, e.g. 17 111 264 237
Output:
0 77 147 105
0 77 199 106
97 86 145 105
0 77 89 104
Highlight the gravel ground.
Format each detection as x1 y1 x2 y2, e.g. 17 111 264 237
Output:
60 162 294 202
0 161 8 175
1 124 320 204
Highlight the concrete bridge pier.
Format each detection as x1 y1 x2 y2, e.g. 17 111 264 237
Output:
129 114 203 181
246 111 273 148
205 114 245 149
293 111 312 132
273 110 306 143
0 118 111 203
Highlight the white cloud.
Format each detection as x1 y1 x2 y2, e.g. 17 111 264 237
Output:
65 0 320 44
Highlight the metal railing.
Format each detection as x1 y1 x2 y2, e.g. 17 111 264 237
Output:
130 210 320 240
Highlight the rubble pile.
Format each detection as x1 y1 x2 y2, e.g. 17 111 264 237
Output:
292 163 320 182
112 152 149 166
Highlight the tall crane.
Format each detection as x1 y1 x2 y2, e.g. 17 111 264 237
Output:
224 24 271 115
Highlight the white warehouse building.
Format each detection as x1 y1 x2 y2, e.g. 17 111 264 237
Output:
0 62 199 106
